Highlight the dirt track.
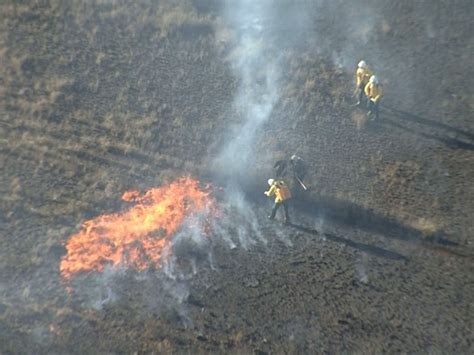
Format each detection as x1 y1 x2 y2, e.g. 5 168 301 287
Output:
0 1 473 353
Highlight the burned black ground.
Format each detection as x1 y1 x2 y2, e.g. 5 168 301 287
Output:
1 1 473 353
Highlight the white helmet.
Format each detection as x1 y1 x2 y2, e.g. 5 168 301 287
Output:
268 178 275 186
369 75 379 84
290 154 297 161
358 60 367 69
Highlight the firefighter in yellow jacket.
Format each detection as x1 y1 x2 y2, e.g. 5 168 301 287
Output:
355 60 373 106
364 75 383 120
264 178 292 224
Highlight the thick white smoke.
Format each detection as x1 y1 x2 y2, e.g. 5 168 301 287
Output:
213 0 281 178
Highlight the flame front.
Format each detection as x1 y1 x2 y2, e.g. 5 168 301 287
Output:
60 177 215 280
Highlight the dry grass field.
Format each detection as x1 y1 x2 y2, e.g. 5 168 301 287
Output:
0 1 473 353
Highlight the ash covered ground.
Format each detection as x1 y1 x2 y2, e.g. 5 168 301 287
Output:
0 1 473 353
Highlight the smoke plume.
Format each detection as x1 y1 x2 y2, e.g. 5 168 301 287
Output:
213 0 281 179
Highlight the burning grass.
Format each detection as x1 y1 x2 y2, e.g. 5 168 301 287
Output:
0 1 473 353
60 177 216 281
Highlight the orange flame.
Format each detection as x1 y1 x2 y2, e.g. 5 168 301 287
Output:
60 177 216 280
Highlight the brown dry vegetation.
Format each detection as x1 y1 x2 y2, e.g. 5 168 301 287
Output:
0 0 473 353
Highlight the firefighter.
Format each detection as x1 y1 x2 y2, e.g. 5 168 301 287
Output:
355 60 373 106
264 178 292 224
364 75 383 120
273 155 308 190
290 155 308 190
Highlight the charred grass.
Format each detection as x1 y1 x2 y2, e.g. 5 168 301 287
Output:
1 1 473 353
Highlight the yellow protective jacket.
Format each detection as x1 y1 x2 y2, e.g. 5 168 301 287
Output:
265 180 292 203
356 67 373 87
364 82 383 103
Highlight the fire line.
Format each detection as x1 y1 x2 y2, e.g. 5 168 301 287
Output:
60 177 216 280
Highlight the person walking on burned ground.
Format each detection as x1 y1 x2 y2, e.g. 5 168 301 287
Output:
264 178 292 225
290 154 308 190
273 155 309 190
365 75 384 120
354 60 373 106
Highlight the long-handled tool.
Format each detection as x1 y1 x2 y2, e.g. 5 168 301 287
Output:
296 176 307 190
